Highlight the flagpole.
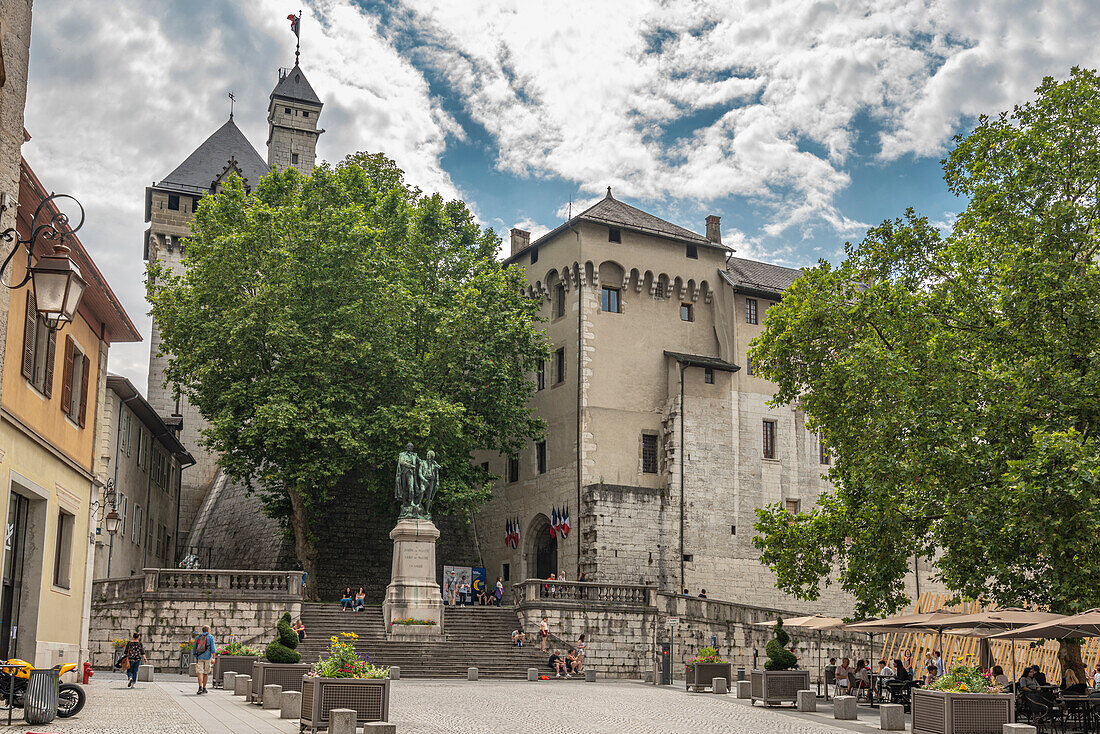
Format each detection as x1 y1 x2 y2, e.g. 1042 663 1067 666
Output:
295 10 302 64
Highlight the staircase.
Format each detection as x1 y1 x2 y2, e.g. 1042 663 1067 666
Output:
298 603 550 678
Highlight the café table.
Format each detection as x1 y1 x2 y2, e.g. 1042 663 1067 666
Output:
1060 693 1100 734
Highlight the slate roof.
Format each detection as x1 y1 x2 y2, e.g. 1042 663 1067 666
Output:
720 257 804 298
664 351 740 372
271 64 322 106
157 119 270 194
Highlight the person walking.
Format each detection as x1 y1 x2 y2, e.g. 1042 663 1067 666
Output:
494 576 504 606
193 625 216 694
540 615 550 651
445 571 457 606
123 632 147 688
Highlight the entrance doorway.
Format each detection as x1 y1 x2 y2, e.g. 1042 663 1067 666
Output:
0 493 30 660
533 521 557 580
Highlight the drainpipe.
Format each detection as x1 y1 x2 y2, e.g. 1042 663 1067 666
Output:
141 449 153 569
576 266 583 579
679 363 685 593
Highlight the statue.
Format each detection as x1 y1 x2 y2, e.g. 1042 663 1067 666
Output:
418 450 440 518
395 443 419 518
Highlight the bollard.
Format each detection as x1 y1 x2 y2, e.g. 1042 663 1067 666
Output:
468 666 478 681
879 703 905 731
389 665 400 681
585 669 596 683
262 684 282 710
222 671 237 691
188 662 197 677
736 680 752 699
329 708 356 734
737 668 746 682
712 677 727 694
280 690 302 719
644 670 654 683
233 674 251 696
527 667 538 681
1003 726 1038 734
137 664 154 682
363 724 397 733
796 689 815 711
833 695 857 720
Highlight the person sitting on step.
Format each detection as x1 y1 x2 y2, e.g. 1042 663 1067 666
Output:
512 629 527 647
353 587 366 612
548 649 568 678
566 648 581 675
340 587 354 611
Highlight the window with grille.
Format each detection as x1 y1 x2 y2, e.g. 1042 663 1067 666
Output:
704 367 714 384
536 441 547 474
680 303 693 322
819 438 830 465
508 456 519 483
641 434 659 474
601 286 621 313
747 356 754 376
762 420 777 459
746 298 758 324
785 498 801 514
536 359 545 391
554 347 565 384
554 283 566 318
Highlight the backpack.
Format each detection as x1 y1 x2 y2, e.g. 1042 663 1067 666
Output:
194 633 208 654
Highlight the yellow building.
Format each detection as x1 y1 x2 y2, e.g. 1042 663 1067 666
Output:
0 159 140 668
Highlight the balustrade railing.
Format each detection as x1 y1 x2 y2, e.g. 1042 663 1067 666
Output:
512 578 656 608
141 568 302 598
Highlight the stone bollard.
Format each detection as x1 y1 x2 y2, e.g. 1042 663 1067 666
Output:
736 680 752 699
280 690 302 719
329 708 356 734
137 664 154 682
879 703 905 731
585 669 596 683
234 674 251 696
263 684 282 710
712 678 728 695
468 667 478 681
796 689 816 711
363 724 397 733
222 671 237 691
833 695 857 720
644 670 654 683
188 662 197 677
528 667 538 681
390 665 400 681
1003 726 1038 734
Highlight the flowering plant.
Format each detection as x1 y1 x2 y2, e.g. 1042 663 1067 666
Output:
688 646 727 666
113 639 130 650
929 661 1001 693
308 632 389 679
219 637 262 656
393 618 437 626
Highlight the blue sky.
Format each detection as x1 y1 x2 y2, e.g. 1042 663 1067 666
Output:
21 0 1100 389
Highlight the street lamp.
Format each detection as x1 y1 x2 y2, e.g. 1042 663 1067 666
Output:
0 192 87 331
104 508 121 536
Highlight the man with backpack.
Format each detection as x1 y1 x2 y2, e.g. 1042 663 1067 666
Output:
193 625 216 694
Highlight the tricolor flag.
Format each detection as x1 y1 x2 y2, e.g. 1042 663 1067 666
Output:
287 12 301 38
560 505 570 538
511 517 520 548
551 507 560 535
503 519 511 547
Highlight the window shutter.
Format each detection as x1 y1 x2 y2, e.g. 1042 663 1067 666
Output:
42 328 56 398
21 291 36 380
78 353 90 427
60 336 74 416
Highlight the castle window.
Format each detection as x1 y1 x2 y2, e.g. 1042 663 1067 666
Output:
284 107 291 114
819 437 830 465
601 286 620 313
686 244 698 259
508 456 519 483
292 153 299 165
554 283 566 319
502 563 510 581
785 498 801 514
530 246 538 265
641 433 659 474
762 419 777 460
192 196 202 213
746 298 758 324
680 303 694 322
746 356 754 376
554 347 565 384
536 359 545 391
536 441 546 474
302 111 310 118
704 367 714 384
608 227 621 243
167 194 179 211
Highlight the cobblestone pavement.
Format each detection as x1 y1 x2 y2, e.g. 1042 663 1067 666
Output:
0 673 883 733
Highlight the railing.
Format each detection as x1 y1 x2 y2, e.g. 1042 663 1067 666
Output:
142 568 303 599
512 579 656 608
92 575 146 604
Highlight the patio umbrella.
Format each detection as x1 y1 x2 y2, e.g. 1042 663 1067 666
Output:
990 609 1100 641
937 609 1066 678
843 610 965 634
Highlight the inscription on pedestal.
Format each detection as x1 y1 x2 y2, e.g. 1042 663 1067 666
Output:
403 543 431 578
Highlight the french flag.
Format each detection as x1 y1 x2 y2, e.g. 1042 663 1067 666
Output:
560 506 570 538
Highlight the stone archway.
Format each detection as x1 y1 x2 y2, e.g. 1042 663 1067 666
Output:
525 514 557 580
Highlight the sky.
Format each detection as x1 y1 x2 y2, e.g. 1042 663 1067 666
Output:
22 0 1100 393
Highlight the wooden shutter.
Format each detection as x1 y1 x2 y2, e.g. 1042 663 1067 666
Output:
60 336 74 416
20 291 36 380
42 328 56 397
78 353 90 427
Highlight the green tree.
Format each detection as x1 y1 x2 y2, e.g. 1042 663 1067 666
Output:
751 68 1100 679
149 153 546 596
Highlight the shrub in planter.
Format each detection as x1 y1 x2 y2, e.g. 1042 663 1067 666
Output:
265 612 301 663
764 618 797 671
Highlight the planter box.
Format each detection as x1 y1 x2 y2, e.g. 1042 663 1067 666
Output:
213 655 259 688
250 661 312 704
685 662 733 692
300 676 390 733
911 688 1014 734
750 669 811 705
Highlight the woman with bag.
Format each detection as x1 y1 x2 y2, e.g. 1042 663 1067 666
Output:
122 632 147 688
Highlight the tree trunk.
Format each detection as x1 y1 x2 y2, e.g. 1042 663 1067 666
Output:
287 485 320 602
1056 638 1087 687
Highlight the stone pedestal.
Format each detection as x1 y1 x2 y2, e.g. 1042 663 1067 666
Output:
263 684 282 710
834 695 857 720
382 519 445 636
879 703 904 731
796 689 816 711
137 664 153 681
712 678 727 694
280 690 302 719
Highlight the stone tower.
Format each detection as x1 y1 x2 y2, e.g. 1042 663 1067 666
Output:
266 65 323 173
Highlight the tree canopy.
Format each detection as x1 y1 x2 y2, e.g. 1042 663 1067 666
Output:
751 68 1100 625
149 152 547 581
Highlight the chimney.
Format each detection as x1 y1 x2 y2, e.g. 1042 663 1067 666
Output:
510 227 531 256
705 215 721 244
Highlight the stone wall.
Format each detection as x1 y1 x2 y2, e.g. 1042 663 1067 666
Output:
89 570 302 671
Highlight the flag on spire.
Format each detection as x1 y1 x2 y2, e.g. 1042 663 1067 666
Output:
287 12 301 38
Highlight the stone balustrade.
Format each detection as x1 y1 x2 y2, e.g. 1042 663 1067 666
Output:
143 568 303 599
512 578 656 608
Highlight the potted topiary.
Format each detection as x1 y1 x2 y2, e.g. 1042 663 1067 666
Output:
211 635 261 688
750 618 810 705
684 646 733 692
911 661 1014 734
300 632 390 733
250 612 311 704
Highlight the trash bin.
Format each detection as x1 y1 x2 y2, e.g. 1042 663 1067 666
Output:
24 668 59 724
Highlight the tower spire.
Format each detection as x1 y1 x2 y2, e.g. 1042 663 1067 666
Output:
227 91 235 120
287 11 302 65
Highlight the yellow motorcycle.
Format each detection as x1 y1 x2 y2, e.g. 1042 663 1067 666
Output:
0 659 85 718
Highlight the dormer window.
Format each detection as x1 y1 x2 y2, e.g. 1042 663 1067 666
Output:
284 107 291 114
608 227 621 243
302 111 310 118
167 195 179 211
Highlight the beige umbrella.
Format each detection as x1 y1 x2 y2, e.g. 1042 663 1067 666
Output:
991 609 1100 640
937 609 1066 678
843 610 964 634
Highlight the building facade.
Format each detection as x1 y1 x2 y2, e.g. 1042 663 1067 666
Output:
0 160 140 668
144 63 322 552
92 375 193 580
472 190 938 616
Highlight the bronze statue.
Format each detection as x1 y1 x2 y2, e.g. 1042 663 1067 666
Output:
418 450 440 518
395 444 441 520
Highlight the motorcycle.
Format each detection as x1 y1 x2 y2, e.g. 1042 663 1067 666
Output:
0 659 86 718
